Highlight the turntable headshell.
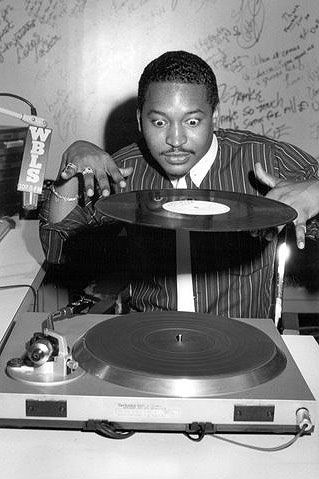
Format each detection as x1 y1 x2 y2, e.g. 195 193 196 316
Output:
5 296 94 385
6 317 81 385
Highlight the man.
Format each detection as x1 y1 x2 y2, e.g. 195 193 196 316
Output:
40 51 319 318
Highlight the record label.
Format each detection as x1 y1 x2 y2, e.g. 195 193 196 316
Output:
162 200 230 215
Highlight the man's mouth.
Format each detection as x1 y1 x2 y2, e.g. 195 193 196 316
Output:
162 151 193 164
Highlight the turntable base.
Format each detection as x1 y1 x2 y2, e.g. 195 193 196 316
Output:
0 313 315 434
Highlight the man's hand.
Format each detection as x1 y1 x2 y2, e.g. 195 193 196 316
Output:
60 141 133 197
255 162 319 249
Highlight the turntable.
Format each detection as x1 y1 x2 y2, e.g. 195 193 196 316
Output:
0 311 315 437
0 190 314 440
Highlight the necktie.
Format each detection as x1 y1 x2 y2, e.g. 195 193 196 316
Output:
175 177 195 312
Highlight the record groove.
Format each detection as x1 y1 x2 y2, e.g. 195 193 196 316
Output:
73 311 287 397
95 189 297 232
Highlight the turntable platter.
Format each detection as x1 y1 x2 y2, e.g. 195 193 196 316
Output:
72 312 287 397
95 189 297 231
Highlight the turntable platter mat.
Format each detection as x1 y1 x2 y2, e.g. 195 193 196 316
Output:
95 189 297 232
72 312 287 397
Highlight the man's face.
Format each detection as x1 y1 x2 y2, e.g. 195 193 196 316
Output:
137 82 216 179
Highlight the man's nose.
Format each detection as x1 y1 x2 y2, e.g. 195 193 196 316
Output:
166 123 187 148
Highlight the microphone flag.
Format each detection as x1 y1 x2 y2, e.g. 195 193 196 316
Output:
17 125 52 208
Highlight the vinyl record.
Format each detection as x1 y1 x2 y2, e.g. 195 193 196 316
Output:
72 311 287 397
95 189 297 232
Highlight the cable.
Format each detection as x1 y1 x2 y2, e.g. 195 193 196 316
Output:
93 421 135 439
0 284 37 312
184 430 206 442
0 93 37 115
210 425 308 452
183 421 309 451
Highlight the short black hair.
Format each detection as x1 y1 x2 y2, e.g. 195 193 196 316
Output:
137 50 219 111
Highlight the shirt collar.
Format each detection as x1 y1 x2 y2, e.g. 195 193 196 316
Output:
170 134 218 188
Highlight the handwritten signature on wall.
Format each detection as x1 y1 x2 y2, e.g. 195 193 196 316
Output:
0 0 87 64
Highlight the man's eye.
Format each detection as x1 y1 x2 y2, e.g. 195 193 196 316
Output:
186 118 200 127
152 119 166 127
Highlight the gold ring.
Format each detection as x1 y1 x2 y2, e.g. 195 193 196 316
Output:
82 167 94 175
65 162 78 171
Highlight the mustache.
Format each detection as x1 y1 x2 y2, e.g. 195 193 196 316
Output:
162 149 194 155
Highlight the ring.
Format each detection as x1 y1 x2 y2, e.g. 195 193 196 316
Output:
65 162 78 171
82 167 94 175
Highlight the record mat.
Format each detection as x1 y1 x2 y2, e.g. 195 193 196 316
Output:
72 311 287 397
95 189 297 231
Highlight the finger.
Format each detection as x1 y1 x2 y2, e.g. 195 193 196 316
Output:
118 167 134 188
106 156 133 184
61 162 78 180
295 223 306 250
96 171 111 197
255 162 280 189
60 150 70 176
82 167 95 197
96 168 132 196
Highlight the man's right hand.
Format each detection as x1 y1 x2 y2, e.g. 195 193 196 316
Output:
60 141 133 197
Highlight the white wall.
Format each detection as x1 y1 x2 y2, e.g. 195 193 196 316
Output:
1 0 319 178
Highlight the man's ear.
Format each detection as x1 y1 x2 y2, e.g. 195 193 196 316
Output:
136 109 142 132
212 106 219 130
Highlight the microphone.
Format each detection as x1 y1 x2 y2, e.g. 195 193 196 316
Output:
0 106 47 128
0 104 51 210
17 125 52 210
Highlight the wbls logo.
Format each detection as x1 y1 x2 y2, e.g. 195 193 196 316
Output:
18 126 52 194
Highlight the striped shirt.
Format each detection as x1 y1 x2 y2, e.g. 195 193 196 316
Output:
40 129 318 319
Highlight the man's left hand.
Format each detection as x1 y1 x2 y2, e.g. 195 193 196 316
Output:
255 162 319 249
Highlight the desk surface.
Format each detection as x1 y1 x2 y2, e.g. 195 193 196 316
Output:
0 218 45 338
0 220 318 478
0 335 317 479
